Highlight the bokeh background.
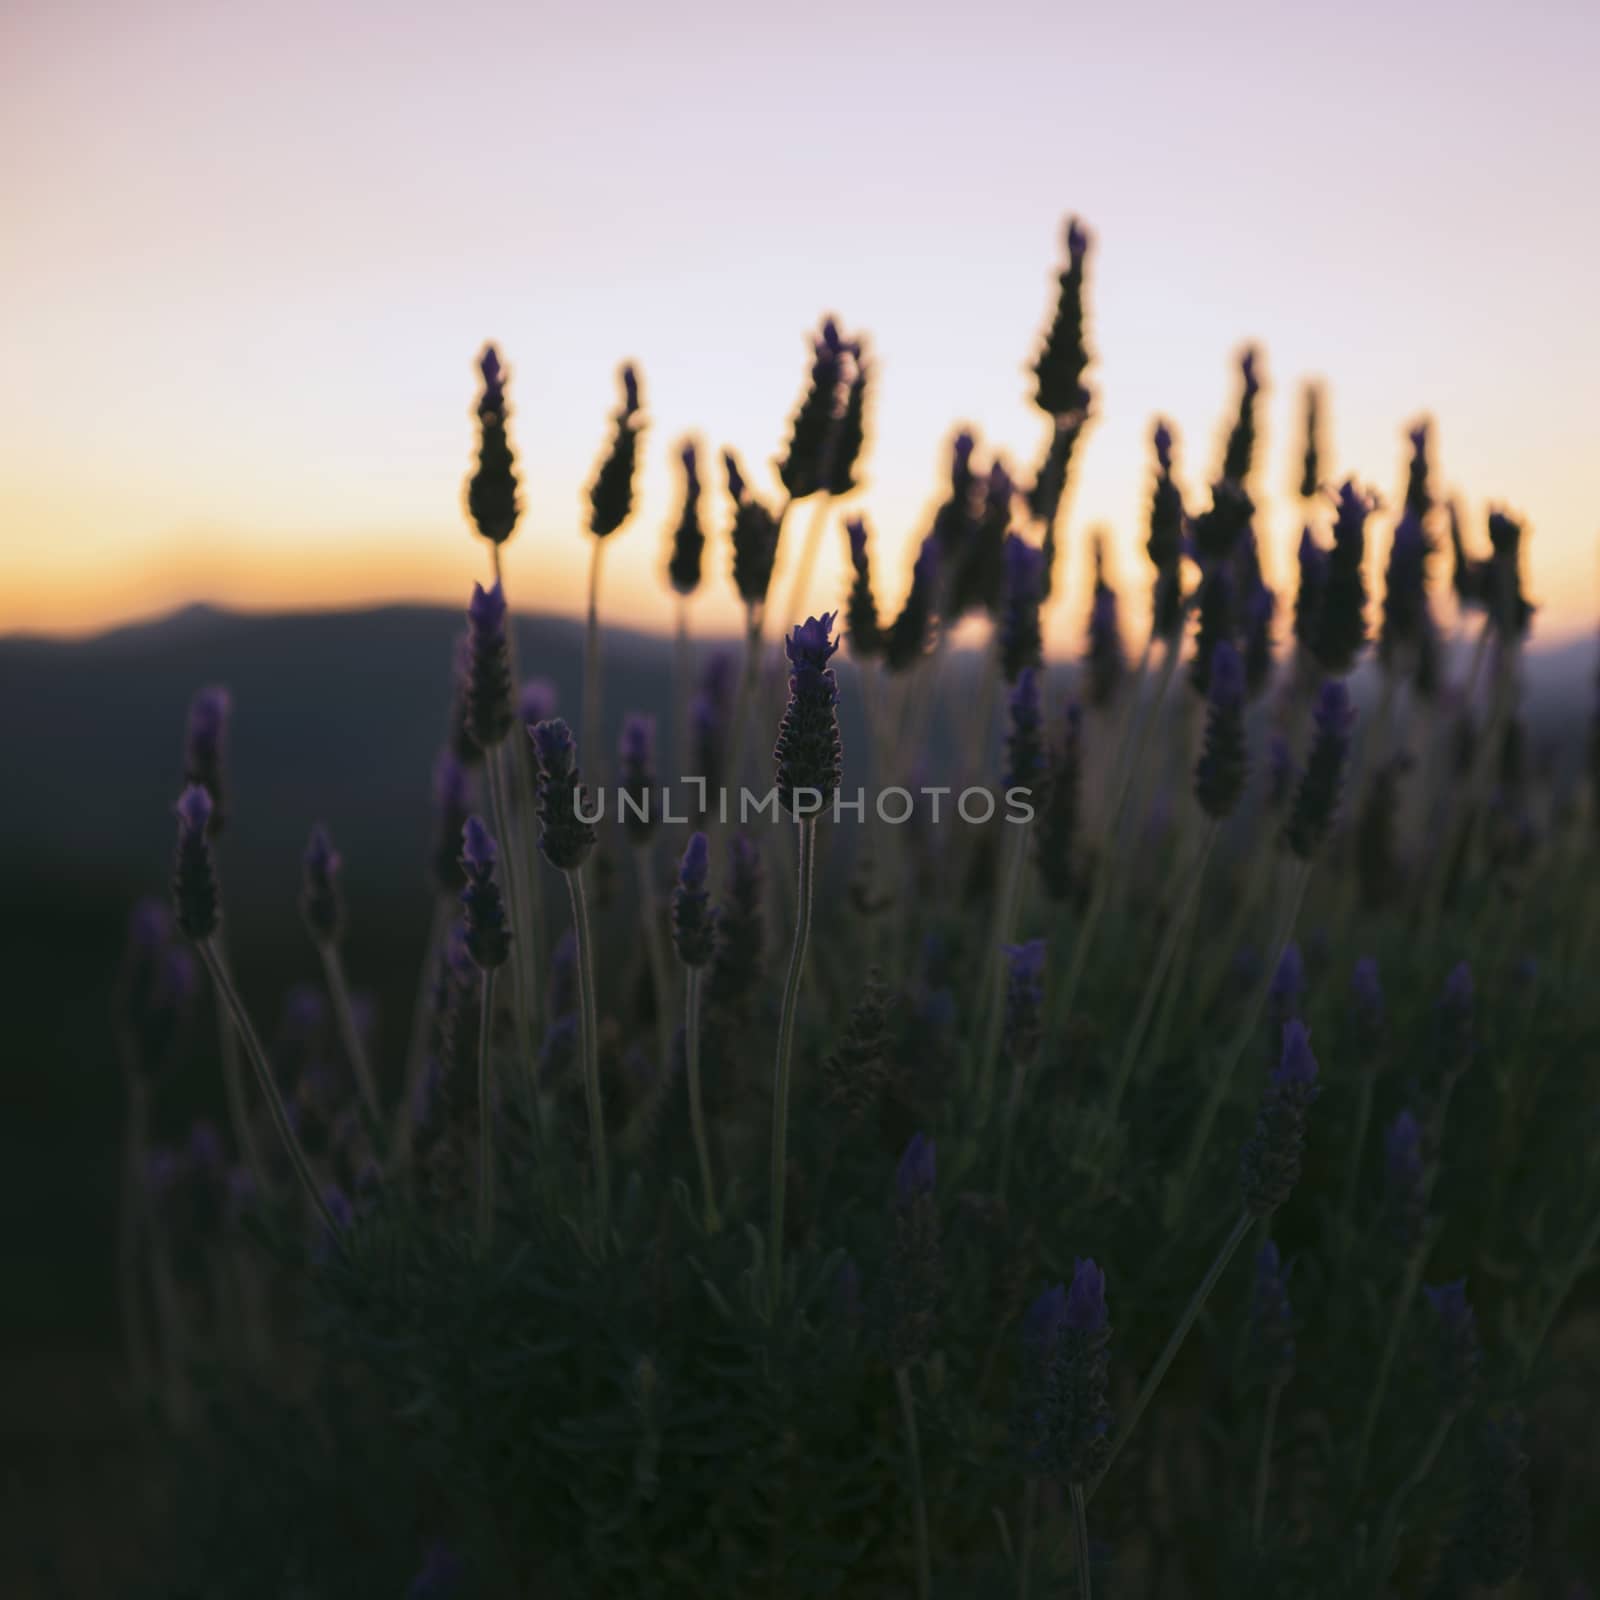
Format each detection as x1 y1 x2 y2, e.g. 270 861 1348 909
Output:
3 0 1598 1588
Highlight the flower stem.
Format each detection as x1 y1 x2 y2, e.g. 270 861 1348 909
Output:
198 940 338 1236
978 817 1031 1123
564 865 608 1247
1351 1237 1431 1498
635 843 674 1074
1166 860 1310 1225
684 968 719 1230
393 892 453 1170
1372 1410 1455 1582
1106 819 1219 1125
1252 1381 1284 1549
317 941 381 1127
583 535 606 783
1070 1482 1093 1600
1016 1477 1039 1600
476 968 496 1250
894 1365 933 1600
768 816 817 1308
1087 1208 1254 1505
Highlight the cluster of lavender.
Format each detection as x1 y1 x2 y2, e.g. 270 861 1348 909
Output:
113 218 1600 1600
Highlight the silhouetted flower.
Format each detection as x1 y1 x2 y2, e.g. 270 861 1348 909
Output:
1006 667 1045 793
1189 565 1236 697
779 319 849 500
300 823 344 944
671 832 715 968
1292 527 1328 658
466 344 519 546
884 535 941 672
171 785 219 941
1190 479 1254 565
1380 509 1430 670
1147 419 1187 640
1249 1241 1295 1388
827 341 870 497
1084 537 1124 707
1240 1021 1320 1217
1000 533 1046 684
725 449 782 608
1222 346 1262 485
466 581 514 749
530 718 597 871
588 363 644 538
518 678 557 729
1284 680 1354 858
1309 480 1374 674
1033 216 1093 418
459 816 511 971
183 686 231 836
843 516 883 658
667 441 705 597
774 613 843 812
1485 508 1536 638
1195 639 1248 818
1298 384 1322 500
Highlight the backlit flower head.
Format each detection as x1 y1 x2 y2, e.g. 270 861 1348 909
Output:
774 613 843 813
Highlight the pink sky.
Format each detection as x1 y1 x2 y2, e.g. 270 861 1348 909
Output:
3 0 1597 645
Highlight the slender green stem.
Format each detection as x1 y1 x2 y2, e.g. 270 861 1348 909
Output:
1070 1481 1092 1600
393 893 453 1170
1167 861 1311 1224
476 969 496 1250
1351 1240 1431 1498
318 941 381 1126
198 941 338 1236
1252 1381 1284 1549
978 818 1031 1120
583 536 605 783
565 866 608 1246
1016 1477 1039 1600
1087 1209 1254 1504
894 1365 933 1600
1372 1410 1455 1584
684 967 719 1231
1106 820 1219 1124
769 816 817 1308
1336 1064 1381 1281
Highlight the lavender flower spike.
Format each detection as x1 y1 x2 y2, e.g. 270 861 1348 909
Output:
183 685 232 832
1383 1109 1426 1251
774 613 843 814
1284 679 1354 858
530 718 597 870
1194 639 1248 819
459 816 511 971
465 580 514 750
1239 1020 1321 1217
1423 1278 1481 1411
671 832 716 969
896 1132 937 1202
171 785 219 941
299 823 344 944
1002 939 1047 1067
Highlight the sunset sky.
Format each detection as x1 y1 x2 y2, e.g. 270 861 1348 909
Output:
3 0 1597 647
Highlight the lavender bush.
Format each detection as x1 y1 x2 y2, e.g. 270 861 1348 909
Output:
112 222 1600 1598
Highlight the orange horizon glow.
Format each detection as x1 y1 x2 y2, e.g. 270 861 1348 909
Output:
4 0 1597 650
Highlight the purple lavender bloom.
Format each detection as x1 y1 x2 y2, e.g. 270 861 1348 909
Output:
1024 1281 1069 1369
1285 680 1354 858
1002 938 1047 1066
1292 527 1329 652
1033 216 1093 418
1384 1109 1426 1251
895 1132 936 1202
1000 533 1045 684
1380 508 1431 669
1244 580 1276 696
466 343 520 546
171 785 219 940
671 832 716 968
1424 1278 1481 1409
1084 550 1124 708
1249 1241 1295 1387
1240 1021 1321 1216
774 613 843 813
588 362 645 538
1309 480 1374 673
618 711 657 843
465 580 514 748
843 515 883 658
530 717 597 870
518 677 558 728
1194 639 1248 818
1270 943 1305 1014
458 816 511 971
1065 1258 1108 1334
183 686 231 834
